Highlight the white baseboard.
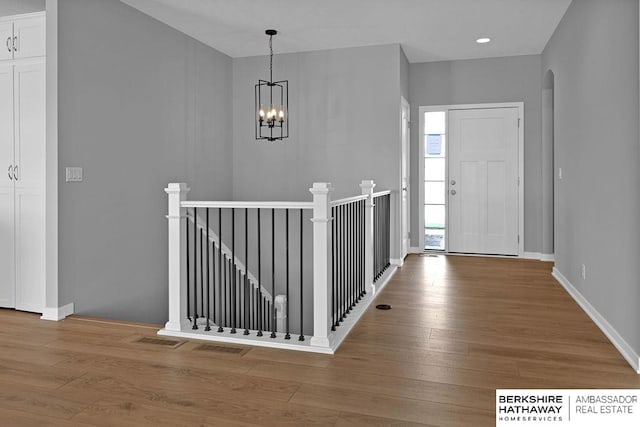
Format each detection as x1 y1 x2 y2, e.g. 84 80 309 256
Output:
40 302 74 321
409 247 424 254
540 253 555 262
390 258 404 267
523 252 555 262
552 268 640 373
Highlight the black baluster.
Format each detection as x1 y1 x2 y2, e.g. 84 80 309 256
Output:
186 208 191 322
285 209 290 339
338 205 343 322
212 227 216 327
200 226 204 322
231 208 236 334
349 201 354 310
346 203 351 314
217 208 223 332
331 206 336 331
299 209 304 341
205 209 211 331
257 209 263 337
192 207 198 330
361 199 365 297
227 257 231 327
356 200 361 301
270 208 276 338
244 208 250 335
341 204 347 319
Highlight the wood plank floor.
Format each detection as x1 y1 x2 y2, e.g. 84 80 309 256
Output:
1 255 638 426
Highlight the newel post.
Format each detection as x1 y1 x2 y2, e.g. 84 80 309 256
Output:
309 182 333 348
360 180 376 294
164 183 190 332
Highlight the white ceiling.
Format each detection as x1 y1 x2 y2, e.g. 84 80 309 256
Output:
120 0 572 63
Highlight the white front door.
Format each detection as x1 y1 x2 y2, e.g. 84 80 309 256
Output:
400 98 410 259
448 107 519 255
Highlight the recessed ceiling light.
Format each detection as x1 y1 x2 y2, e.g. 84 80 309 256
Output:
476 37 491 44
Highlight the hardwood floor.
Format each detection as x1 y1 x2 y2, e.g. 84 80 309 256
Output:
1 255 638 426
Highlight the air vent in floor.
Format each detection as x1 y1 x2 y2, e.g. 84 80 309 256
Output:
135 336 184 348
194 343 248 355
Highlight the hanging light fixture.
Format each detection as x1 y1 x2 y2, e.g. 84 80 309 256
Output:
255 29 289 142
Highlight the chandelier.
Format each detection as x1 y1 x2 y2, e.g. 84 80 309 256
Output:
255 29 289 142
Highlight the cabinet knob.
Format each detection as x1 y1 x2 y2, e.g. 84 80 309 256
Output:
7 165 12 181
5 36 10 53
13 36 17 52
13 165 18 181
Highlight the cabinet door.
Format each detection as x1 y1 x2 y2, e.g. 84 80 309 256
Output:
14 62 45 312
0 65 14 308
13 16 45 59
0 22 12 61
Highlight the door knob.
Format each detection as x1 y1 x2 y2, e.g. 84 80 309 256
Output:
450 190 457 195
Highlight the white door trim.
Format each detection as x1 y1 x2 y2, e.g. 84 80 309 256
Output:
400 96 410 260
418 102 524 257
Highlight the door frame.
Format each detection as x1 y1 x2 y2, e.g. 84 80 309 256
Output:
418 102 524 257
400 96 410 261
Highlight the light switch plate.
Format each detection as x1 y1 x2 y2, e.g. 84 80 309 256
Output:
66 167 83 182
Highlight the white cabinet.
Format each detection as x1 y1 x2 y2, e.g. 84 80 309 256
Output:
0 50 46 312
0 14 45 61
0 22 12 61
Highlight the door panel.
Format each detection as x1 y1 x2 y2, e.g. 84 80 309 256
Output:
14 62 45 312
13 16 45 59
449 108 519 255
14 63 45 190
0 22 12 61
0 65 14 308
0 186 15 308
15 190 44 312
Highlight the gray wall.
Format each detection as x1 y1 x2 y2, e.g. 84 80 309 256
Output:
542 0 640 353
57 0 232 324
232 44 403 259
0 0 44 16
408 55 543 253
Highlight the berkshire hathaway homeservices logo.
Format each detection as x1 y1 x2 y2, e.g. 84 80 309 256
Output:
496 390 640 426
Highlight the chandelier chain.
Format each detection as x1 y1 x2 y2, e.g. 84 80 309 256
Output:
269 34 273 83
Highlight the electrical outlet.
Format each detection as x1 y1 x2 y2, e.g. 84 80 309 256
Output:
581 264 586 280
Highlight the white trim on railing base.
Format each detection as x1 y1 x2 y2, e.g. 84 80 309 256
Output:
390 258 404 267
40 302 74 321
552 267 640 374
158 265 398 355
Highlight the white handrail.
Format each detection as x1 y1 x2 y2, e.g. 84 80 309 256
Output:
372 190 391 198
331 194 368 207
182 201 313 210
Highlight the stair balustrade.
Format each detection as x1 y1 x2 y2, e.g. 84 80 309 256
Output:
161 180 394 353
